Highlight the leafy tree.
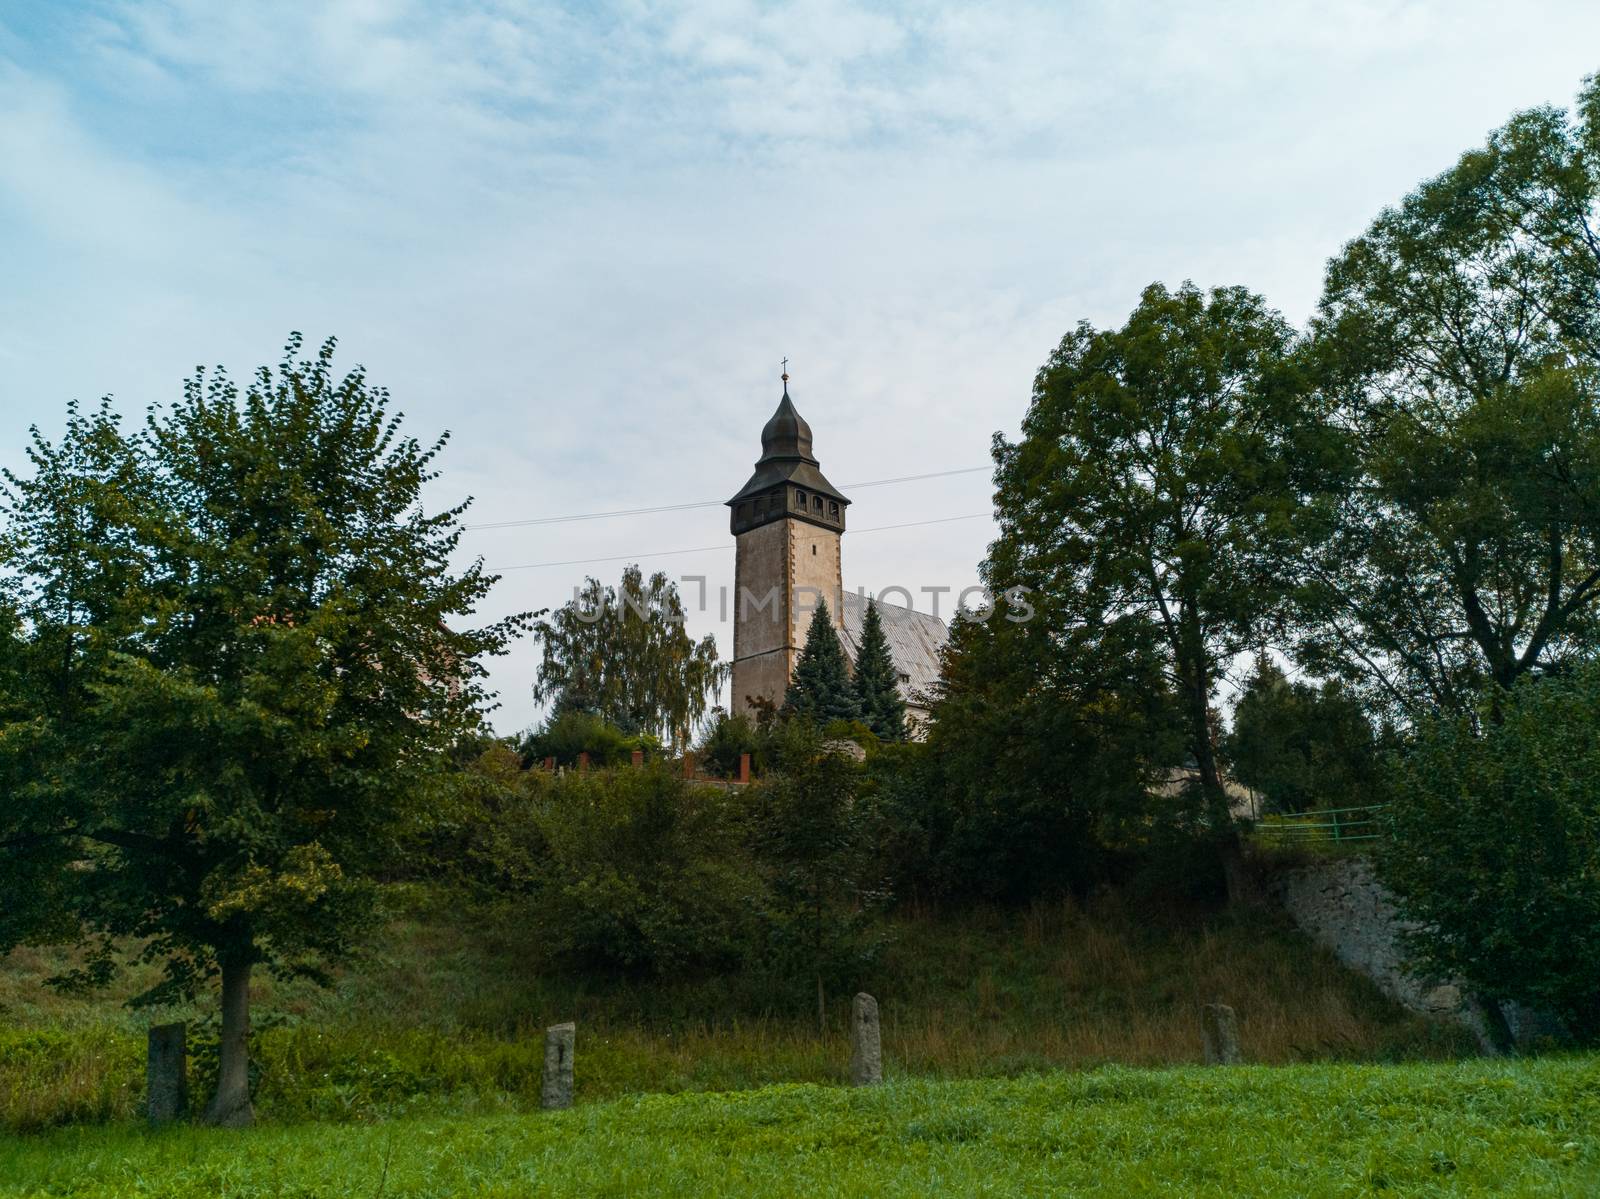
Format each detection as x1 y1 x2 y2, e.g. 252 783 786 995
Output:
748 720 885 1030
1381 664 1600 1043
990 282 1305 895
851 599 906 741
0 336 524 1125
784 599 860 723
1299 74 1600 719
531 565 724 749
916 605 1182 903
1222 655 1383 814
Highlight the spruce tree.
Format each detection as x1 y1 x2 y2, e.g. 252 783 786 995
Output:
785 599 860 723
852 599 906 741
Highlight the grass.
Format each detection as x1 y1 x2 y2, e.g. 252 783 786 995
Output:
0 887 1474 1130
1 1056 1596 1197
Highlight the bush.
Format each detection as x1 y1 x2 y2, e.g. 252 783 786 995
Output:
695 709 762 778
1380 664 1600 1041
523 767 761 976
519 711 657 768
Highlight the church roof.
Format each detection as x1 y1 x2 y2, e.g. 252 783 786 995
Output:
727 386 852 509
839 591 948 709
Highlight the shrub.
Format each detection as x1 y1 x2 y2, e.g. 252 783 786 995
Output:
519 711 656 768
1380 664 1600 1042
524 767 761 976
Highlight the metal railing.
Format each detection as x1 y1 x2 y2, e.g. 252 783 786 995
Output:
1254 803 1389 844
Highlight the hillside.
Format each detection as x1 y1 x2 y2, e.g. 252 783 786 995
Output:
1 887 1472 1130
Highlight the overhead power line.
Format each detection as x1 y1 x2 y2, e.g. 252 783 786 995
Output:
464 465 990 532
491 511 992 572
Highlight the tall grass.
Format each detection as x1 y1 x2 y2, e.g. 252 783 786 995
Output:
0 888 1471 1129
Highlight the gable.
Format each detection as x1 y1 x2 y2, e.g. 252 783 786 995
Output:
837 591 948 708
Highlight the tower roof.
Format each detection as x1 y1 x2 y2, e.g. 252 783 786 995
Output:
727 384 851 514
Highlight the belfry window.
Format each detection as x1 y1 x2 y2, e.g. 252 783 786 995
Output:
795 490 807 508
813 495 823 512
829 501 839 519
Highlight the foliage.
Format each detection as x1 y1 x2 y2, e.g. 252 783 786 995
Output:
1222 655 1385 814
1381 664 1600 1041
851 599 907 741
990 283 1306 842
517 767 761 977
783 600 861 723
0 335 525 1124
530 565 725 749
913 610 1181 902
519 710 657 768
694 709 763 778
4 1056 1595 1195
1298 73 1600 718
747 721 886 1015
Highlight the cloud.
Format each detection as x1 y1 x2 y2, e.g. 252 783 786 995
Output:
3 0 1599 730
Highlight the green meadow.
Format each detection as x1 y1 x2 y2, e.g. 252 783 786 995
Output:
2 1057 1596 1198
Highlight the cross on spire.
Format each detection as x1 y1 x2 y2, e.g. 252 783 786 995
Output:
781 356 789 389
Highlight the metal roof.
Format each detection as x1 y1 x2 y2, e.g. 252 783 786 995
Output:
838 591 948 709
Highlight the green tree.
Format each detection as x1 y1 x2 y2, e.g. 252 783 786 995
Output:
748 721 885 1031
531 565 724 749
0 336 524 1126
1222 655 1383 814
851 599 906 741
784 599 860 723
991 282 1305 895
1381 663 1600 1043
1299 73 1600 719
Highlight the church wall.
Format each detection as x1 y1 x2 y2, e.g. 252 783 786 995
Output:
730 516 843 716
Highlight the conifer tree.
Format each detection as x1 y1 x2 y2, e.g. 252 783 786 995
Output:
784 599 860 723
852 599 906 741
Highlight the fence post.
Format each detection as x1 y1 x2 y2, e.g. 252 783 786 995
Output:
543 756 555 772
850 993 883 1085
542 1022 575 1110
577 752 590 774
738 753 751 784
631 749 644 768
1201 1004 1241 1065
147 1022 188 1123
1331 809 1342 842
682 752 695 780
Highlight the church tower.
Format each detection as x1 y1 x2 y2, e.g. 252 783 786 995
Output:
725 371 851 716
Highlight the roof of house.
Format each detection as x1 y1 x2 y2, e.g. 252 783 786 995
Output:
838 591 948 708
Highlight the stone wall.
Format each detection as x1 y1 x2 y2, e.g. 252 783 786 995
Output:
1270 855 1492 1048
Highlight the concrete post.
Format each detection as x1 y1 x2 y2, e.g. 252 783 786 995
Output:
1202 1004 1241 1065
849 993 883 1086
542 1022 575 1110
147 1022 188 1123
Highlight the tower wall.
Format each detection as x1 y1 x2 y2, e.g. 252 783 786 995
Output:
730 516 843 716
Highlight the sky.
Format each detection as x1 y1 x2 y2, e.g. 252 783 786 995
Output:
2 1 1598 734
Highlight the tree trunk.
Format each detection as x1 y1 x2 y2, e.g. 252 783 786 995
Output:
204 954 255 1127
816 973 826 1037
1181 645 1257 906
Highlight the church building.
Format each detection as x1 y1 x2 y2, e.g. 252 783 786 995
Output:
725 373 948 727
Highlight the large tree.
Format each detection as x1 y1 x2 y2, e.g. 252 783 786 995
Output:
851 599 906 741
531 565 724 749
1299 73 1600 719
990 282 1305 887
0 336 524 1125
784 599 860 723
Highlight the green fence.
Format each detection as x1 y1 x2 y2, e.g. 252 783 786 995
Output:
1254 803 1389 844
